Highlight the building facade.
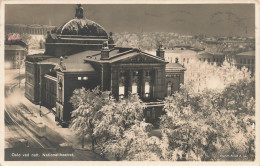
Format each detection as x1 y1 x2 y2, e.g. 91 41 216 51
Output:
25 5 185 127
5 24 55 35
157 46 225 67
230 51 255 74
5 41 27 69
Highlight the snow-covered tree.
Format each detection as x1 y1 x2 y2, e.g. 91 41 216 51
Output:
160 78 255 161
184 60 252 93
69 87 110 150
103 121 161 161
70 87 147 153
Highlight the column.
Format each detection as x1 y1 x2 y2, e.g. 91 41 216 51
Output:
128 70 132 94
141 70 145 98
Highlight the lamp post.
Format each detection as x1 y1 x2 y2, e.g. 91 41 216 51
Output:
39 101 42 117
18 53 20 88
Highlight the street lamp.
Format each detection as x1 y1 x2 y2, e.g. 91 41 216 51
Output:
18 53 20 88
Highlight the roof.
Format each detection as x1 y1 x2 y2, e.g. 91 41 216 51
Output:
165 49 197 54
237 51 255 56
198 51 224 56
55 18 108 38
60 63 95 72
84 47 166 64
5 44 26 51
166 63 186 71
42 50 99 72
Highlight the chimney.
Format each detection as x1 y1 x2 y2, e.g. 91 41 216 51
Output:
156 44 165 59
101 41 110 60
60 56 63 65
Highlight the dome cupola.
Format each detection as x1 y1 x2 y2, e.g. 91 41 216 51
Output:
45 4 115 57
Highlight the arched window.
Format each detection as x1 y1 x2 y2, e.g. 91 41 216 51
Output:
145 82 150 98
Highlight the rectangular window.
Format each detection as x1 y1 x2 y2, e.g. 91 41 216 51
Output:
78 77 82 80
167 83 172 96
152 110 156 119
132 83 137 94
146 111 151 118
208 58 210 62
248 59 250 64
83 77 88 80
119 85 125 99
145 82 150 98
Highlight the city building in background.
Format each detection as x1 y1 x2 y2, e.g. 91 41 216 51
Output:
5 24 55 35
5 41 28 69
151 46 225 66
231 50 255 74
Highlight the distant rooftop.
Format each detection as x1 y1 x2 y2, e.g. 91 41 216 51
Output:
237 51 255 56
5 44 26 51
166 63 186 71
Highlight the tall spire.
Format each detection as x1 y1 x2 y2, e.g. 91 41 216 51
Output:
75 4 84 19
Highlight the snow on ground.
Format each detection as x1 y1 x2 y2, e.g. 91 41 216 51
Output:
5 68 91 150
5 68 25 84
28 49 45 55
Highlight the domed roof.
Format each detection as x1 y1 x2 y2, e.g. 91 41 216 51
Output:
56 18 108 37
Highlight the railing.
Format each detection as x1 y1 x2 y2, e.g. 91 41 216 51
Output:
145 101 164 107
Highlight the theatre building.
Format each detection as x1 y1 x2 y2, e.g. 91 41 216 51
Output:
25 5 185 127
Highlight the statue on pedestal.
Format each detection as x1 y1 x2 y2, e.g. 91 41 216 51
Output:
75 4 84 19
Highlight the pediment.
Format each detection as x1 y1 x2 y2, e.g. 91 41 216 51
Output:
114 52 165 64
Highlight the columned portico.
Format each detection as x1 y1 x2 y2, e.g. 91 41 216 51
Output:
110 63 165 101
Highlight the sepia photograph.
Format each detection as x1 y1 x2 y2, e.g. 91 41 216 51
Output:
0 1 258 164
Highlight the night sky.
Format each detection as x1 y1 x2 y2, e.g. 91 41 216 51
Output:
5 4 255 36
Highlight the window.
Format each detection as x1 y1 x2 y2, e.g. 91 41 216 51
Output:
213 58 215 62
83 77 88 80
152 109 156 119
204 58 206 62
208 58 210 62
78 77 82 80
58 80 62 90
187 58 189 63
119 83 125 99
132 82 137 94
133 71 138 77
244 58 246 64
145 71 150 76
145 82 150 98
248 59 250 64
147 111 151 118
167 82 172 96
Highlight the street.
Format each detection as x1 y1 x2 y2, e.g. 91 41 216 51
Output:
4 68 105 161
